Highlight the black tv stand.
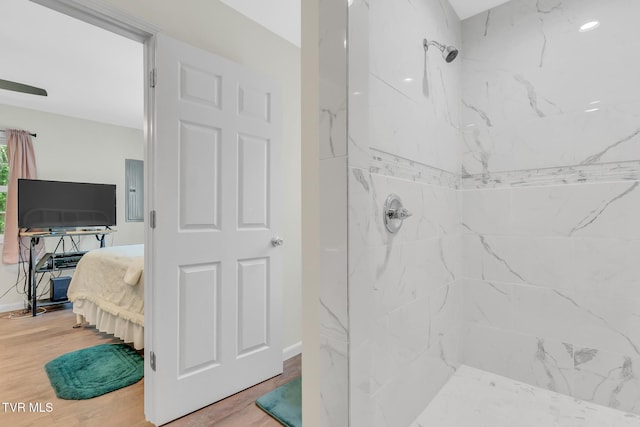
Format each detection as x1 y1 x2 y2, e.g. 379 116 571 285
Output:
20 228 115 317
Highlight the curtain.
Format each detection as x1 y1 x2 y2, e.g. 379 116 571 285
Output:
2 129 42 264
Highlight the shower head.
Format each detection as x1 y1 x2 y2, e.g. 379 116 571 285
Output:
423 38 459 63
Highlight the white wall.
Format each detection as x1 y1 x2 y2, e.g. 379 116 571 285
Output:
461 0 640 414
339 0 464 426
317 0 349 425
322 0 640 423
0 104 144 311
98 0 302 352
461 0 640 174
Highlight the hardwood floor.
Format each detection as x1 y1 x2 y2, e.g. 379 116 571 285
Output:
0 306 301 426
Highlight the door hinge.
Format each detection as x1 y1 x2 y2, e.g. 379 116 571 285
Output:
150 351 156 371
149 68 157 88
149 210 156 228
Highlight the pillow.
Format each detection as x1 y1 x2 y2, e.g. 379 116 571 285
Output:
123 257 144 285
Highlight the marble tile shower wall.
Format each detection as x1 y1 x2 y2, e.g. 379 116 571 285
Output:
319 0 349 425
367 0 462 172
461 0 640 176
460 0 640 415
461 182 640 414
347 1 465 426
349 169 465 427
321 0 640 424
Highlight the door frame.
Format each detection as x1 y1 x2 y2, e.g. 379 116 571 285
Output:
29 0 161 421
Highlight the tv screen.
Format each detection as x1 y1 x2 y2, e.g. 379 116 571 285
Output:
18 179 116 229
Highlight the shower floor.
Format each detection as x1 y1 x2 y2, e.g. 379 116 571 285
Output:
411 365 640 427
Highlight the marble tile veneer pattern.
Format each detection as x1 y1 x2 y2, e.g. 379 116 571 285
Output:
349 130 640 420
456 0 640 417
371 148 640 189
411 365 640 427
345 0 465 426
347 165 465 427
333 0 640 424
461 0 640 175
350 146 640 419
460 178 640 415
319 0 349 424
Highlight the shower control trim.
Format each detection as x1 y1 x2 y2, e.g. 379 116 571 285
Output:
383 194 412 234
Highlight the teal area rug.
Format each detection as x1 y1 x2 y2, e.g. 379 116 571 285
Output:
256 377 301 427
45 343 143 400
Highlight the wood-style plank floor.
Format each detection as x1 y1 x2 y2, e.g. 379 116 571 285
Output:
0 306 301 426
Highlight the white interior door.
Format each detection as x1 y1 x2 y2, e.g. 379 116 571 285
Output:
146 33 283 425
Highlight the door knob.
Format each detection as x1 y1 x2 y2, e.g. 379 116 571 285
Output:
271 237 284 247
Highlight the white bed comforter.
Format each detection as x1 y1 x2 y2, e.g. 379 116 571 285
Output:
68 244 144 348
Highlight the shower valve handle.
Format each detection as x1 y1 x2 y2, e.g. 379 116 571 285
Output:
387 207 413 220
383 194 413 234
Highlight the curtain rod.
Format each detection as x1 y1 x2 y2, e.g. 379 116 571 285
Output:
0 129 37 138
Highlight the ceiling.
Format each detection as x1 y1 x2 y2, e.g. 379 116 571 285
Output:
216 0 511 46
219 0 301 47
0 0 143 130
0 0 507 132
449 0 512 20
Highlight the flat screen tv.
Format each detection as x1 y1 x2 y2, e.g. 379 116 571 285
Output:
18 179 116 229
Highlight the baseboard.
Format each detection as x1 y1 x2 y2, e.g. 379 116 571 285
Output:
283 341 302 361
0 301 26 314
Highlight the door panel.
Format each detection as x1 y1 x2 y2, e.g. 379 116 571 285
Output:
179 123 221 229
237 257 270 356
148 32 282 425
179 64 222 107
178 263 220 376
238 85 271 122
238 134 270 228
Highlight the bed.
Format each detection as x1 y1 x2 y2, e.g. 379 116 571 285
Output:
67 244 144 349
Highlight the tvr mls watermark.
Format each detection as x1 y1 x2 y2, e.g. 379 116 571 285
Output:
2 402 54 413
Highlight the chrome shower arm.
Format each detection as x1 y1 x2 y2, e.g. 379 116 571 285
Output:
423 39 445 51
423 38 459 63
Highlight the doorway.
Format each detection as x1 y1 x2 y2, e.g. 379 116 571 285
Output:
26 1 300 425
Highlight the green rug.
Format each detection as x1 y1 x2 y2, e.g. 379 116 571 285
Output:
256 377 301 427
45 343 143 400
